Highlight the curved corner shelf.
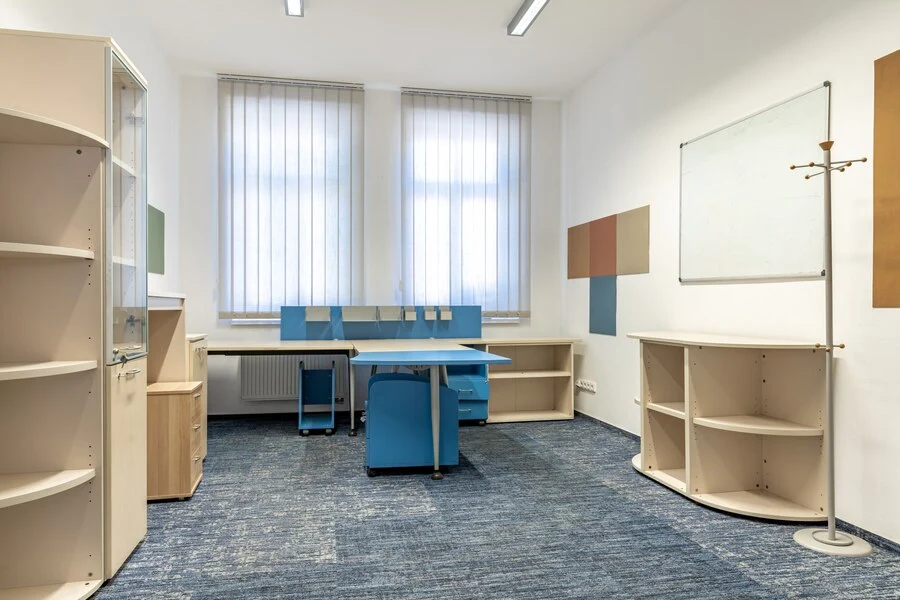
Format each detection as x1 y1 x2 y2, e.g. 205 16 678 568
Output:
693 490 825 521
646 402 686 419
0 107 108 148
0 579 102 600
693 415 823 436
0 361 98 382
112 155 136 177
0 469 95 509
631 455 687 493
489 370 570 380
0 242 94 261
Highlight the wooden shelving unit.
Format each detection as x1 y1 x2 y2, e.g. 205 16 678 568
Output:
0 28 149 594
482 340 576 423
629 331 826 522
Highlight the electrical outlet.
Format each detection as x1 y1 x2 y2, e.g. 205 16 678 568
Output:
575 379 597 394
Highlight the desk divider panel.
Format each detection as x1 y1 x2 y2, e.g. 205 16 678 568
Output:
281 305 482 341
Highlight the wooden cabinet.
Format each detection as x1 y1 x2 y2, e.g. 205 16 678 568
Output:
0 28 147 594
105 359 147 577
629 331 826 522
186 335 208 458
481 340 576 423
147 382 203 501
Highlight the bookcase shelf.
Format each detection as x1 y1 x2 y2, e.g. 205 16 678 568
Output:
489 369 571 380
628 331 826 522
0 242 94 261
0 361 97 382
0 469 95 509
0 580 102 600
0 107 107 148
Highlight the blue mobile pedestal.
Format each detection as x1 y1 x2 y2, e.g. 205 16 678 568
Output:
298 361 336 436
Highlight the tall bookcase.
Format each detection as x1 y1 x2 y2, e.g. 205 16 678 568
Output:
0 29 148 597
629 332 826 521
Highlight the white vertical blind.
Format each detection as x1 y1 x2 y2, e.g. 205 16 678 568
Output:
400 90 532 317
218 77 364 318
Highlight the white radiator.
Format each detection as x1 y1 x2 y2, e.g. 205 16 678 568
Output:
240 354 347 402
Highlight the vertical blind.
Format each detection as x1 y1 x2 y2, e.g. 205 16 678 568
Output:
218 76 364 318
400 89 532 317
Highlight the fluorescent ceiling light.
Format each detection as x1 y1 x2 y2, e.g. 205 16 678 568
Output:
285 0 303 17
507 0 550 36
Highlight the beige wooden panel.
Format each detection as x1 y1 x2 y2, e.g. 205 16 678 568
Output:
187 339 208 458
485 344 516 372
147 391 193 500
616 205 650 275
644 411 685 472
488 379 516 414
0 484 102 588
874 49 900 307
0 32 107 141
761 349 825 427
690 427 761 494
148 309 187 383
642 342 685 405
553 377 574 417
687 346 760 418
511 345 553 371
552 344 573 373
763 436 825 513
515 378 555 412
567 222 590 279
0 145 102 251
104 359 147 578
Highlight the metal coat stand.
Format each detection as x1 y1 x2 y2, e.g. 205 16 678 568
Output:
789 141 873 556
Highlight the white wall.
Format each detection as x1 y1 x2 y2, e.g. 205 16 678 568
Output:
178 77 563 340
563 0 900 543
0 0 182 293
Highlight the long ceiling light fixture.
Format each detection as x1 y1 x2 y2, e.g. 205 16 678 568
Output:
507 0 550 36
285 0 304 17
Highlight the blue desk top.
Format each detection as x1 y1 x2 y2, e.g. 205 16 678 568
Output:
350 348 511 366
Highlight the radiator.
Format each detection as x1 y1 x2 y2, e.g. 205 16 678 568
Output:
240 354 347 402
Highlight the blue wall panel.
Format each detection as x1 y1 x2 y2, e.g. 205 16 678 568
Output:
589 276 617 336
281 306 482 341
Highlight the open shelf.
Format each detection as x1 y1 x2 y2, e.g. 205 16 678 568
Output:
0 361 98 382
693 489 825 521
488 409 571 423
0 470 95 509
112 155 136 177
631 456 687 493
0 242 93 261
0 107 108 148
299 412 334 430
489 370 570 380
694 415 823 436
0 579 102 600
646 402 685 419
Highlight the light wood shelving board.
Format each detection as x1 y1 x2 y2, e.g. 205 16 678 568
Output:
630 331 826 522
0 361 97 381
489 369 571 380
646 402 686 419
0 580 103 600
0 107 107 147
0 242 94 260
694 415 823 436
488 409 572 423
0 469 95 508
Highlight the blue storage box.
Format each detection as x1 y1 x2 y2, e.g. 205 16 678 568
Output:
365 373 459 472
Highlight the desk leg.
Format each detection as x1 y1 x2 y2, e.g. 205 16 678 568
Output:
349 362 357 437
430 365 443 480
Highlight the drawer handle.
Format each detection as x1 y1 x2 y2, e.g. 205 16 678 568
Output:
193 393 201 399
193 424 201 431
193 455 201 462
458 388 474 393
117 368 142 379
459 409 472 414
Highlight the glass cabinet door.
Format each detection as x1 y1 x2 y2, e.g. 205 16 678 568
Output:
107 52 147 364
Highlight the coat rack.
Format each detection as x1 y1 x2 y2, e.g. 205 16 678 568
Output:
789 141 872 556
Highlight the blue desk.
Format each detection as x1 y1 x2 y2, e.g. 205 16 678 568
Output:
350 340 510 479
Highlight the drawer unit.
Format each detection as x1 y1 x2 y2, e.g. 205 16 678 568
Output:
147 381 204 501
446 373 489 422
186 335 208 458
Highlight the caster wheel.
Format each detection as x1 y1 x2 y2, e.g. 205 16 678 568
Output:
367 468 377 477
431 471 444 481
325 429 333 436
349 430 358 437
478 420 487 426
300 430 310 437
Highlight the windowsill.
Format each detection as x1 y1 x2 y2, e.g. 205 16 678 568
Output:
223 317 523 326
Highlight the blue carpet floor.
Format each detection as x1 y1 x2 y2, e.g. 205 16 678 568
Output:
97 415 900 599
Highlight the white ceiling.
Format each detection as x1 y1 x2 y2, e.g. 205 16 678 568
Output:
139 0 682 97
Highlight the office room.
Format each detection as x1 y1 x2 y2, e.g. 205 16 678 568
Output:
1 0 900 597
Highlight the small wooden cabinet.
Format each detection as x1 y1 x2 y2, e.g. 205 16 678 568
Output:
147 382 203 501
186 335 208 458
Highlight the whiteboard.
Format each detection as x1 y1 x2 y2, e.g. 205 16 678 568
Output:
679 84 830 282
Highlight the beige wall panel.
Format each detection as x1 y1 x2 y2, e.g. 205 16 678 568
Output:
873 49 900 307
0 33 107 141
616 205 650 275
567 222 591 279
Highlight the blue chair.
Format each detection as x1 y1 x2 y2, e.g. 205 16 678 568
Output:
365 373 459 475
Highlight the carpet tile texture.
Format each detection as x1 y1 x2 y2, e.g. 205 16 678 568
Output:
97 415 900 599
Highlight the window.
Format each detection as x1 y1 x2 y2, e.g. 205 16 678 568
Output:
218 76 363 319
400 89 531 317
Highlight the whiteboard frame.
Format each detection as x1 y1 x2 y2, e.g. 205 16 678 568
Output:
678 82 831 284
